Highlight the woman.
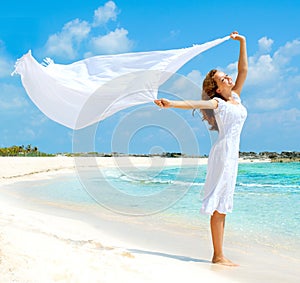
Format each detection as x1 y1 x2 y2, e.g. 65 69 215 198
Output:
154 31 247 266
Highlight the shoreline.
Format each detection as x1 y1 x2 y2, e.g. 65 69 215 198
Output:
0 156 270 186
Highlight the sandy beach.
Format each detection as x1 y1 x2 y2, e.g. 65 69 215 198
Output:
0 156 298 283
0 195 233 283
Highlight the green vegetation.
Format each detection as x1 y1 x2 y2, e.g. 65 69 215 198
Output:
0 145 55 157
240 151 300 163
0 146 299 162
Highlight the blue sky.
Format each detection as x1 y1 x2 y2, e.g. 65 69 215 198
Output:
0 0 299 154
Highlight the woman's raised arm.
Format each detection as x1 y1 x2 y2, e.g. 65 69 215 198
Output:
231 32 248 96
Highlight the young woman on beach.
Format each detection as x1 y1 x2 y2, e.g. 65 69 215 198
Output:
154 31 248 266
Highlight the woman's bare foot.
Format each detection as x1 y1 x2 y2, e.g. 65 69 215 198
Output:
212 255 239 266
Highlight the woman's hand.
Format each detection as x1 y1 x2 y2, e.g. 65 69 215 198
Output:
154 98 172 108
230 31 246 42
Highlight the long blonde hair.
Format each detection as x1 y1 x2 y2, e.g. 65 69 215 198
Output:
200 69 225 131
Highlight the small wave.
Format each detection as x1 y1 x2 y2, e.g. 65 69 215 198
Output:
100 169 122 179
237 182 300 189
99 168 205 187
172 180 205 187
103 172 205 187
119 177 205 188
119 174 173 185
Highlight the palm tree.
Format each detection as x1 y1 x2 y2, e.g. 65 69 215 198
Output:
33 146 39 156
25 144 32 155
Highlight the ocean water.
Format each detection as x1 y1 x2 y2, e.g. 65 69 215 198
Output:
3 161 300 258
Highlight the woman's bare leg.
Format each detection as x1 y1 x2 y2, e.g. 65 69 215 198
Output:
210 211 238 266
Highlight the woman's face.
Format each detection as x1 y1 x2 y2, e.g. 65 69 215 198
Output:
213 71 234 90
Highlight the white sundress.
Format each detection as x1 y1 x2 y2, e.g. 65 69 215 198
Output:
200 92 247 215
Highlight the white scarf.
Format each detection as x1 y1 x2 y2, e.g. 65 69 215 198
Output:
13 35 229 129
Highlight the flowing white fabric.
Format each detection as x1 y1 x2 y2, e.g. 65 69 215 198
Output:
13 35 229 129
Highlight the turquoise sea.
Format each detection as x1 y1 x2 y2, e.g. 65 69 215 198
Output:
3 161 300 260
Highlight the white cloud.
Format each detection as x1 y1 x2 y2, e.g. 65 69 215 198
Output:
187 70 203 86
246 54 279 85
42 1 133 60
93 1 118 26
258 36 274 53
244 38 300 87
88 28 134 55
44 19 91 60
273 39 300 66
